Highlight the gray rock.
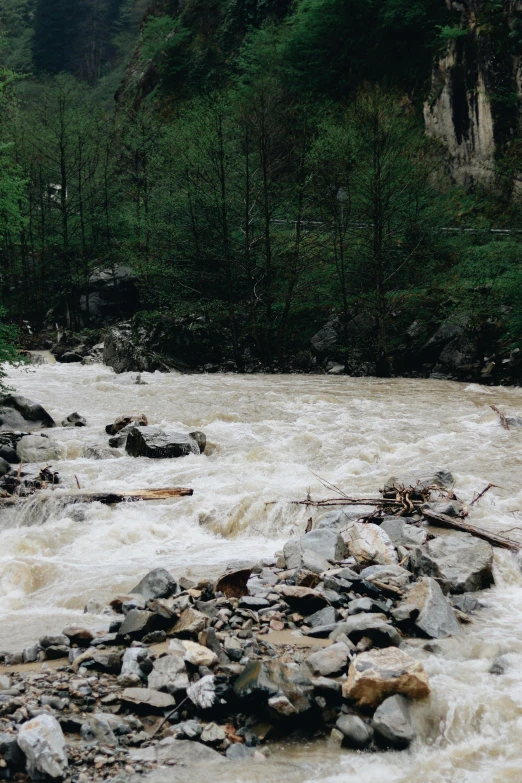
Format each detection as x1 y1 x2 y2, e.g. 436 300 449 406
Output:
187 674 216 710
121 687 175 711
316 508 376 530
80 715 117 746
305 606 337 628
372 694 416 747
22 645 40 664
58 351 83 363
305 643 351 677
380 518 428 548
201 722 226 744
61 626 94 647
17 714 68 779
189 431 207 454
0 456 11 477
0 675 10 690
451 593 485 614
39 634 70 650
148 654 189 694
0 394 55 430
130 568 177 600
410 533 494 594
0 731 24 769
335 714 373 748
300 528 346 561
62 412 87 427
489 654 511 675
399 577 460 638
283 539 330 574
331 614 401 647
505 415 522 428
118 609 158 640
170 719 203 739
130 737 227 766
346 597 388 615
121 648 152 680
234 661 312 713
126 426 201 459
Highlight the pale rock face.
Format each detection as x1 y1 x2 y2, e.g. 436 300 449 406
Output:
182 640 218 668
147 654 189 693
342 647 430 707
341 522 398 566
424 40 495 184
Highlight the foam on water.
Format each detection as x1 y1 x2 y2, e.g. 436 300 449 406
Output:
1 362 522 781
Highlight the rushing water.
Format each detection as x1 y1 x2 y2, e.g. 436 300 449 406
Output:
2 361 522 781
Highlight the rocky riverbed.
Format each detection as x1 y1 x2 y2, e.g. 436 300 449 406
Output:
2 364 522 783
0 483 497 781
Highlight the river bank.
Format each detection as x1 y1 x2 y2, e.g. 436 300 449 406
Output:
1 365 522 781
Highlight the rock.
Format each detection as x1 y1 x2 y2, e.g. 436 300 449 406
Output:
342 522 398 566
384 470 454 492
58 351 83 363
61 412 87 427
305 606 337 628
201 723 226 743
0 731 24 769
380 518 428 548
0 675 10 690
121 648 152 680
121 687 175 711
80 715 117 746
335 714 373 748
342 647 430 707
226 743 253 760
346 597 388 615
39 634 70 649
0 456 11 477
214 568 251 598
61 626 94 647
125 426 202 459
182 641 218 668
0 394 55 430
189 431 207 454
331 614 401 647
505 415 522 428
282 541 331 574
397 577 460 638
300 529 346 562
239 596 270 609
372 694 416 747
187 674 216 710
130 737 227 766
118 609 158 640
83 444 120 460
103 323 173 375
106 414 148 435
410 533 494 594
274 585 329 613
305 643 351 677
130 568 177 601
172 608 210 637
17 714 68 779
234 661 312 714
0 443 19 463
171 719 203 739
45 645 70 659
327 363 345 374
148 654 189 694
489 654 511 675
317 508 375 531
359 564 412 589
451 593 485 614
16 434 64 462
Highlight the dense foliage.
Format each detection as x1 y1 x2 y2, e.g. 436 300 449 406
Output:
0 0 521 374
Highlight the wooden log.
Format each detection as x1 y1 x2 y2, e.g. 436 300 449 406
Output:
0 487 193 507
422 508 522 552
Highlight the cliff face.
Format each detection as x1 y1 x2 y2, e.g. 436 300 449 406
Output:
424 0 522 183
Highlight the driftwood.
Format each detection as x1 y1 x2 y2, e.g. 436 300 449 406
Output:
490 404 510 430
0 487 193 507
422 508 522 552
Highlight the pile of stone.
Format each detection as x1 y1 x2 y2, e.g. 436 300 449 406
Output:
0 485 494 781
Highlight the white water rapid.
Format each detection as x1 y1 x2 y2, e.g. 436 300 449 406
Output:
2 361 522 782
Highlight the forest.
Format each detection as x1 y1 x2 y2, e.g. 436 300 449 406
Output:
1 0 522 376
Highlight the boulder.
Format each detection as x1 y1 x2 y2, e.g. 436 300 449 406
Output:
397 577 460 638
335 714 373 748
282 540 330 574
121 648 152 680
331 614 401 647
372 694 416 748
234 661 312 715
148 654 189 694
305 606 337 628
342 522 398 566
305 643 351 677
106 414 148 435
130 568 177 601
125 426 202 459
299 529 346 562
359 564 412 589
58 351 83 363
16 434 64 463
317 508 377 531
61 626 94 647
274 585 329 613
0 456 11 477
39 634 70 649
410 533 494 594
61 412 87 427
0 732 24 770
380 518 428 548
182 641 218 668
118 609 159 640
187 674 217 710
342 647 430 707
80 715 117 746
17 714 68 779
172 608 210 637
0 394 55 430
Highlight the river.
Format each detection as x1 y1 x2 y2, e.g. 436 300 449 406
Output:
1 361 522 782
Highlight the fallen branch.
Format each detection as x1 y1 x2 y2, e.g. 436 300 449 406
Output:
0 487 193 507
490 405 509 430
470 483 498 506
422 508 522 552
